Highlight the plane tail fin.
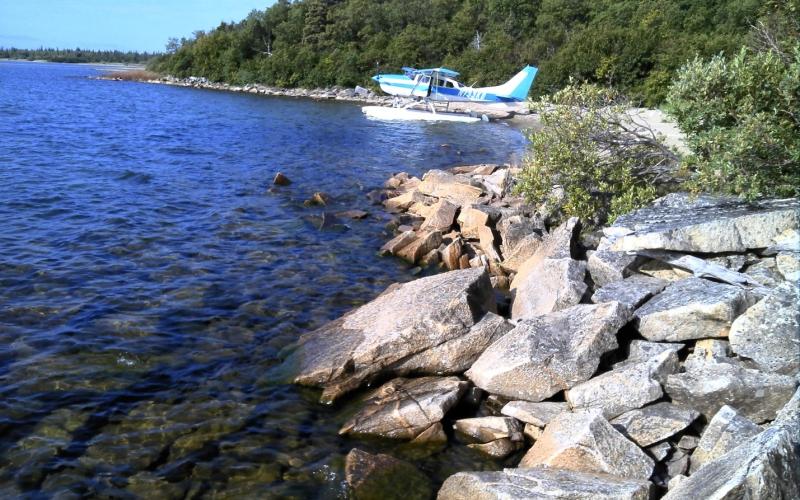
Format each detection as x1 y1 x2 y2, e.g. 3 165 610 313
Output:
492 65 538 101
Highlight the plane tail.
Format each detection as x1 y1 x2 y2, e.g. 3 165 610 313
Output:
487 65 538 101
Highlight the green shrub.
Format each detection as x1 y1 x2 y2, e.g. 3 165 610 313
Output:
666 45 800 199
515 83 678 226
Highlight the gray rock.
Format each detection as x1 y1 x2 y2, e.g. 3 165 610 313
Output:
519 410 654 480
667 475 687 491
454 416 524 443
690 405 761 473
663 389 800 500
683 338 731 371
608 194 799 253
467 438 523 459
588 245 644 287
391 312 512 376
676 435 699 450
497 215 543 259
523 423 543 441
345 448 432 500
340 377 467 439
611 403 699 447
567 350 677 419
744 257 784 288
420 199 458 232
647 442 672 462
664 361 797 423
592 274 668 311
291 268 494 402
729 281 800 375
665 449 689 478
633 277 748 341
501 401 569 427
437 467 653 500
510 257 587 319
621 339 684 365
776 251 800 281
467 302 629 401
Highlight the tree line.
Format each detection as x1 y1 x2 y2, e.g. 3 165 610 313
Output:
1 47 155 64
149 0 775 105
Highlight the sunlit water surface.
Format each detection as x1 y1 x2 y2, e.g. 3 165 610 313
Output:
0 61 528 498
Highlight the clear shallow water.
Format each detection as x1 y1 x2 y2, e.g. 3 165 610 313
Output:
0 61 527 498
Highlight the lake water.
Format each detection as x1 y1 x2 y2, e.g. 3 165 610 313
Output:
0 61 527 498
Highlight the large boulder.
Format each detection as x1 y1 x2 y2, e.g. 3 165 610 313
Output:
290 268 494 402
588 244 644 287
437 467 653 500
729 281 800 375
345 449 432 500
611 403 699 447
510 218 586 319
633 277 748 341
664 361 796 423
608 193 799 253
420 199 458 232
467 302 629 401
519 410 655 481
340 377 467 439
663 389 800 499
592 274 668 311
511 258 587 319
689 405 761 473
566 350 678 419
417 170 485 205
391 312 512 376
457 207 490 239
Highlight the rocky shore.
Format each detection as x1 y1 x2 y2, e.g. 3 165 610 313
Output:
287 163 799 499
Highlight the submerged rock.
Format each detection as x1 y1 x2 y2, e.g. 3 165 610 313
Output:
608 194 799 253
438 467 652 500
345 448 432 500
467 302 629 401
729 281 800 375
690 405 761 473
340 377 466 439
291 268 494 402
633 277 748 341
519 410 654 481
272 172 291 186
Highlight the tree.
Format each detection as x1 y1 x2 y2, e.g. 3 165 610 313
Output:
516 83 679 225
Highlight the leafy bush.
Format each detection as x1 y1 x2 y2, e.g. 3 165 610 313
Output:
667 45 800 199
516 83 679 225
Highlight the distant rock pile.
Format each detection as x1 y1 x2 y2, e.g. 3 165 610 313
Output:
288 165 799 499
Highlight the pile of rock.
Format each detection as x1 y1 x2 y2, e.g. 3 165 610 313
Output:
288 178 799 499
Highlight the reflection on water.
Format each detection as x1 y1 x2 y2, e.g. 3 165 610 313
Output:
0 61 528 498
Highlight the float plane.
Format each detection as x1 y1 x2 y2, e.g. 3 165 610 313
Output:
362 65 537 123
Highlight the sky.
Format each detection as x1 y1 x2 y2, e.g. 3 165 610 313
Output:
0 0 274 53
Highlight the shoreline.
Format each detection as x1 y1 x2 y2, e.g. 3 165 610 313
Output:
97 73 537 123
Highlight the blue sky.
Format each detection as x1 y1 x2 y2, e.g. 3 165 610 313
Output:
0 1 274 53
